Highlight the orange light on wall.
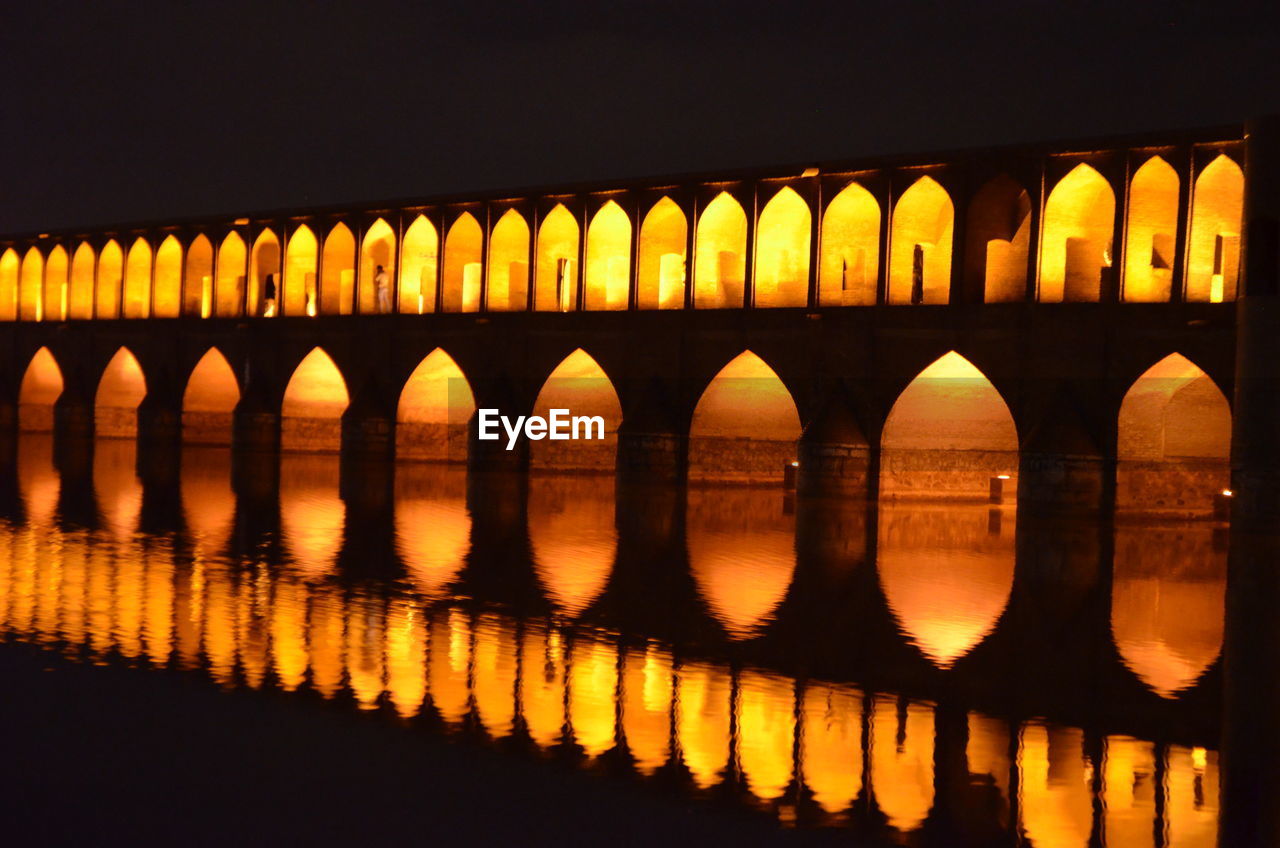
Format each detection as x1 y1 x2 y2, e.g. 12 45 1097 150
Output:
401 215 439 314
819 181 880 306
1040 163 1114 303
281 347 349 452
694 192 746 309
584 200 631 310
1186 154 1243 303
94 347 147 438
535 204 579 312
636 197 686 310
18 347 64 432
487 209 529 312
889 176 953 305
1123 157 1179 303
442 213 482 313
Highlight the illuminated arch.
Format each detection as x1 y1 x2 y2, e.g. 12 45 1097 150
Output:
249 229 281 317
636 197 686 309
358 217 396 314
281 347 349 452
694 192 746 309
215 231 246 317
95 347 147 438
1040 163 1115 302
889 176 953 304
153 236 182 317
396 348 477 461
68 242 95 319
819 181 880 306
320 222 356 315
183 234 213 317
96 240 123 319
394 466 471 598
965 174 1030 303
122 238 152 318
18 347 64 431
530 349 622 470
400 215 438 314
283 225 317 317
487 209 529 312
442 212 482 312
0 248 17 320
1124 156 1179 302
880 352 1018 497
44 245 68 321
688 350 801 481
1187 154 1244 302
529 477 617 617
584 200 632 310
754 186 810 308
535 204 579 311
182 347 240 445
19 246 44 320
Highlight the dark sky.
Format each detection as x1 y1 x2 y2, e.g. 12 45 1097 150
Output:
2 0 1278 234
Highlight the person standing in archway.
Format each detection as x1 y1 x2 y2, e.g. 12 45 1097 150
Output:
263 272 278 317
375 265 391 313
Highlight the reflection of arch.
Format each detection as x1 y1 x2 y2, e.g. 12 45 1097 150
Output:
689 351 801 481
358 218 396 314
184 234 213 317
621 644 673 774
95 347 148 438
182 348 240 445
535 204 579 311
18 347 64 431
819 181 880 306
880 352 1018 498
0 248 18 320
44 245 69 321
249 229 281 316
215 231 246 316
279 455 344 577
737 670 795 801
394 466 470 597
1124 157 1179 302
122 238 152 318
889 176 953 304
281 347 349 452
442 212 482 312
676 661 732 788
965 174 1030 303
284 225 317 316
396 348 476 461
19 246 44 320
181 447 235 558
636 197 686 309
584 200 631 310
69 242 95 319
1019 725 1091 848
154 235 182 318
487 209 529 312
1040 164 1115 302
694 192 746 309
870 695 935 833
321 222 356 315
528 476 617 617
530 349 622 470
801 682 863 813
400 215 438 314
754 186 810 308
1187 154 1244 302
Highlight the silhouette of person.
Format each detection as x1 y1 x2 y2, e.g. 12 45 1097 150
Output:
375 265 391 313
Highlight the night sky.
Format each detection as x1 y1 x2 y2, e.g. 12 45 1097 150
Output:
2 0 1278 234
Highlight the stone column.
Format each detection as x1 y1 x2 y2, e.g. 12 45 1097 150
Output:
796 401 875 499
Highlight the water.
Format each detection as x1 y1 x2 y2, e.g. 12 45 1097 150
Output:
0 435 1223 845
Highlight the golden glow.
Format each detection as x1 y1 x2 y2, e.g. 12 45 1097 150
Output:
535 204 580 311
17 434 60 526
967 175 1030 303
396 348 476 462
569 634 619 757
889 176 953 304
309 586 346 697
676 661 732 788
153 236 182 318
1019 723 1092 848
530 349 622 470
689 350 802 481
281 347 349 452
358 218 396 314
528 476 617 617
442 212 482 313
1187 154 1243 303
754 186 810 308
737 669 795 800
182 347 239 445
271 578 310 691
279 454 344 578
621 644 673 774
636 197 686 309
584 200 632 310
487 209 529 312
346 595 385 709
1124 157 1179 303
215 231 246 317
69 242 95 319
819 181 880 306
385 598 428 717
97 240 123 318
184 234 213 317
1103 736 1157 847
1167 745 1220 846
967 712 1011 822
694 192 746 309
121 238 152 319
394 465 470 598
280 225 317 317
181 447 235 558
1040 164 1115 303
428 607 471 725
321 222 356 315
801 682 863 814
871 695 935 831
472 613 517 736
520 621 567 748
95 439 143 541
401 215 439 314
95 347 147 438
18 347 64 432
248 229 280 317
19 246 44 321
0 248 18 320
45 245 68 321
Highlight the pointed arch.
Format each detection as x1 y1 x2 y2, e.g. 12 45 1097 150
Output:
754 186 811 308
215 231 246 317
584 200 632 310
283 225 317 316
320 222 355 315
281 347 349 452
1040 164 1115 302
18 347 64 431
1124 156 1179 303
889 176 953 304
95 347 148 438
96 240 123 318
637 197 687 309
442 212 482 312
528 476 618 616
183 234 213 317
44 245 69 321
400 215 438 314
0 248 17 320
689 351 802 481
153 236 182 317
396 348 477 461
694 192 747 309
487 209 529 312
530 348 622 470
249 229 281 317
535 204 580 311
122 238 152 318
19 246 44 320
1187 154 1244 302
182 348 240 445
68 242 95 319
358 217 396 314
965 174 1030 303
880 352 1017 497
819 181 880 306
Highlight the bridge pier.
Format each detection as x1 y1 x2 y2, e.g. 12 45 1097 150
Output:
137 397 181 449
795 402 875 499
616 430 688 482
340 412 395 461
232 407 281 453
1016 395 1111 514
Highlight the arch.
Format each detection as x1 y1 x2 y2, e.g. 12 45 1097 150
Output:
153 236 182 317
96 240 123 318
636 197 687 309
689 351 802 481
215 231 246 317
0 248 17 320
394 465 471 598
95 347 148 438
441 212 482 312
320 222 356 315
19 246 44 320
1124 156 1179 302
487 209 529 312
584 200 632 310
819 181 880 306
396 348 477 461
529 348 623 470
889 176 953 304
965 174 1030 303
1040 163 1115 302
44 245 68 321
68 242 95 319
18 347 64 431
182 348 240 445
400 215 438 314
754 186 811 308
694 192 747 309
122 238 152 318
358 217 396 314
880 352 1018 498
528 476 617 617
283 225 317 316
1116 353 1230 515
249 229 281 317
1187 154 1244 302
535 204 579 311
183 234 214 317
281 347 349 452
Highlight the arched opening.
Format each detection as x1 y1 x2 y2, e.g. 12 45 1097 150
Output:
529 349 622 470
528 476 617 617
1116 353 1230 515
1040 164 1115 302
153 236 182 318
0 248 18 320
754 186 811 308
283 225 317 317
396 348 476 461
965 174 1030 303
20 246 44 320
249 229 281 317
182 348 240 445
395 463 470 598
889 176 953 305
18 347 63 431
69 242 95 319
584 200 631 310
95 347 147 438
1124 156 1179 303
1187 154 1244 303
320 222 356 315
215 231 246 317
122 238 152 318
819 181 880 306
636 197 686 309
183 234 213 317
442 212 482 312
688 351 802 482
535 204 579 311
487 209 529 312
880 352 1018 498
400 215 438 314
44 245 68 321
96 240 123 318
358 218 396 314
694 192 746 309
281 347 349 452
